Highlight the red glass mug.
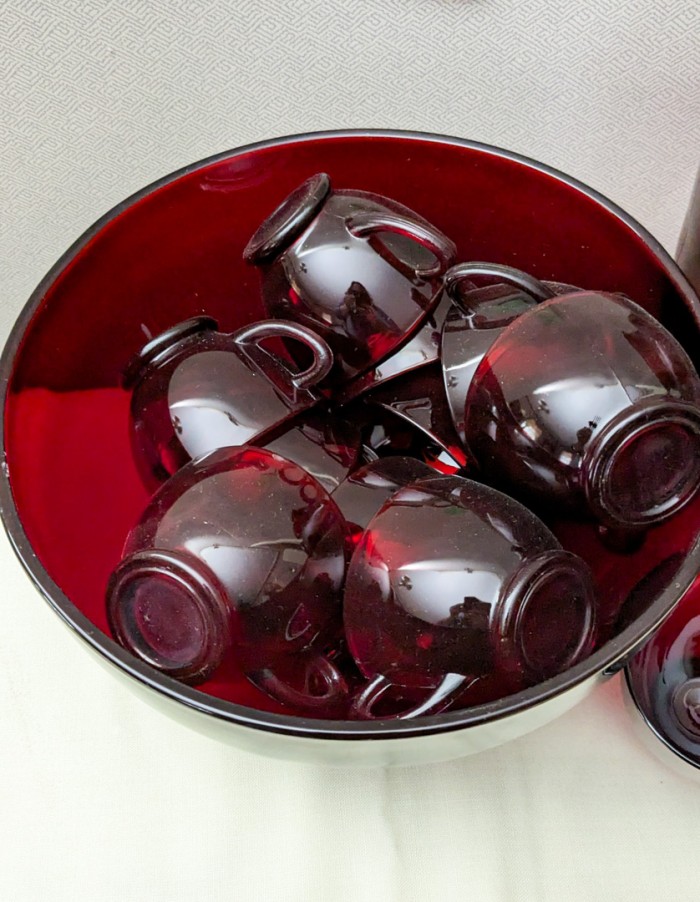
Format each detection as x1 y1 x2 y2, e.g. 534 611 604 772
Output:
443 263 700 531
243 172 457 387
125 316 338 488
344 474 599 719
441 263 560 442
106 446 350 712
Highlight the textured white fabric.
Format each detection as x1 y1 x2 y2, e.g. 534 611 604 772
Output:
1 2 699 899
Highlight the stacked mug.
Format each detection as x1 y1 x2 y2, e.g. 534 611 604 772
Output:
105 173 700 720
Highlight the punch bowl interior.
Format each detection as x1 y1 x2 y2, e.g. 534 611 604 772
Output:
2 130 699 767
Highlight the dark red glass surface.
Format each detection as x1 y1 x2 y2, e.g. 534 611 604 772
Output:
128 316 336 490
347 669 526 720
330 456 437 544
107 446 348 693
627 575 700 767
441 279 575 443
132 323 361 491
549 490 700 645
464 292 700 529
335 287 456 403
264 411 361 493
349 399 462 473
364 361 469 472
246 642 362 719
245 174 457 386
344 476 598 689
8 137 696 397
5 133 700 720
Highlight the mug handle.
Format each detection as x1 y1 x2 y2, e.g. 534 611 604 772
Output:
233 319 334 399
349 672 470 720
444 261 557 312
248 653 349 713
345 211 457 278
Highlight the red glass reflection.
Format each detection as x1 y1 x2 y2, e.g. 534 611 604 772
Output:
107 447 348 695
344 475 598 689
245 173 457 386
465 293 700 529
4 134 699 720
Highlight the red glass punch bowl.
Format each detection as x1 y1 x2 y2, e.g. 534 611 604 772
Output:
1 130 699 767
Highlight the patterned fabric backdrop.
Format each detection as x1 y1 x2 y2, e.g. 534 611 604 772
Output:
2 0 699 337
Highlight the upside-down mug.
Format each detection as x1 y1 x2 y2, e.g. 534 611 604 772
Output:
243 172 457 387
106 446 350 713
344 474 599 719
443 263 700 531
125 316 341 488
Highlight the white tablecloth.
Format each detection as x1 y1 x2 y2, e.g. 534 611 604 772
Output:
2 3 699 899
